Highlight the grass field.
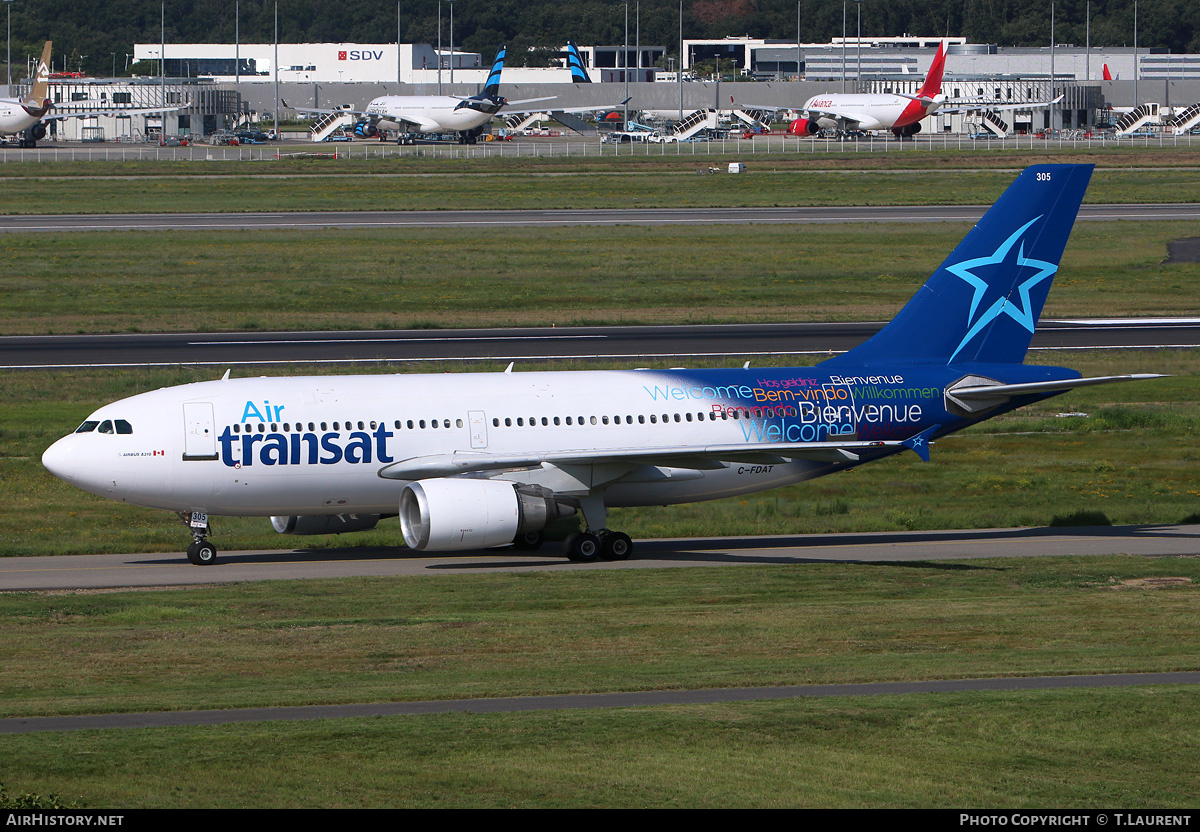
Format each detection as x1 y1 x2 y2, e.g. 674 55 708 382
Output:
1 556 1198 807
2 220 1196 334
2 165 1200 216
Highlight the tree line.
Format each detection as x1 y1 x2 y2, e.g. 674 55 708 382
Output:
3 0 1195 81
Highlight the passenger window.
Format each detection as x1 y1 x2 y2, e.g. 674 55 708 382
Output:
115 419 133 434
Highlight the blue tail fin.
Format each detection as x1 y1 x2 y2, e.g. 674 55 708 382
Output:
567 41 592 83
483 46 505 97
821 164 1094 368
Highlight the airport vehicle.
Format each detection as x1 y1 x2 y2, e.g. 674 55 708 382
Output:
42 165 1161 566
0 41 181 148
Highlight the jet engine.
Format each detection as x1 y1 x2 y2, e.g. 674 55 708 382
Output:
352 119 378 138
892 122 922 138
789 118 819 136
271 514 382 535
399 479 574 551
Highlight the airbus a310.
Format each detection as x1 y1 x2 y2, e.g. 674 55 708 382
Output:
42 165 1160 564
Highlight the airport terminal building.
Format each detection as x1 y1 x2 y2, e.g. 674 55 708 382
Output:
29 36 1200 141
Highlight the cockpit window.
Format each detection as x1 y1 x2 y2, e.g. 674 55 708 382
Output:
115 419 133 434
98 420 114 434
75 420 99 433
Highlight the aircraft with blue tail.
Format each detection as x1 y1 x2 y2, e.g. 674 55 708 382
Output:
42 165 1162 565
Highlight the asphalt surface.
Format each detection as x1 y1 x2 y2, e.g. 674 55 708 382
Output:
1 203 1199 233
4 318 1198 369
5 524 1198 592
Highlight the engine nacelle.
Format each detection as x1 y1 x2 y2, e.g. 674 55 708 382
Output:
352 119 378 138
271 514 381 535
789 118 819 136
892 122 922 138
399 479 573 551
30 123 47 140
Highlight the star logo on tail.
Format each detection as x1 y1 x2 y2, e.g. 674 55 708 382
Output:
945 216 1058 362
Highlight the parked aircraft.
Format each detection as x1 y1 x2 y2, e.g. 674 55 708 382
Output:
42 164 1161 565
0 41 181 147
290 43 620 144
288 46 555 144
746 41 1056 138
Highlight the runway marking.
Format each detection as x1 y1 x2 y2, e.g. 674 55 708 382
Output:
188 335 608 346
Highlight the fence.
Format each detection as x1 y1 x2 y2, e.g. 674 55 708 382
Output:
1 130 1198 163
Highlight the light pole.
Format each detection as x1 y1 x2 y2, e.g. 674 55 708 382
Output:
448 0 454 87
841 0 846 93
623 0 630 128
4 0 13 96
856 0 862 89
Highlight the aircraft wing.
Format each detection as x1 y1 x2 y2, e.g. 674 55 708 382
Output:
46 103 187 120
283 101 365 117
938 95 1064 115
376 429 939 481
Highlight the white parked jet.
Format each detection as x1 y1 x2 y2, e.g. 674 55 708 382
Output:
288 45 551 144
290 43 620 144
43 165 1161 566
742 41 1057 138
0 41 183 147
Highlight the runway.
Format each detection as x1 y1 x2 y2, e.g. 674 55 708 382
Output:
1 203 1198 232
4 318 1198 369
3 524 1197 592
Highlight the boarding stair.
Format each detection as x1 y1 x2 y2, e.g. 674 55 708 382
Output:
731 108 771 130
980 111 1009 137
309 107 356 142
550 111 597 135
503 112 548 132
1168 102 1200 135
1114 103 1159 136
671 108 719 139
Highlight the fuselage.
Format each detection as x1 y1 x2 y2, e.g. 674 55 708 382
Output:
0 98 46 136
802 93 941 132
366 95 498 133
41 363 1061 520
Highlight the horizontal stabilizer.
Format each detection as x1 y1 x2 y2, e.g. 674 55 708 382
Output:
951 374 1167 401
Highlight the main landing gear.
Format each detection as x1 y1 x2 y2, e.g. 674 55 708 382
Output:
179 511 218 565
564 530 632 562
562 496 633 563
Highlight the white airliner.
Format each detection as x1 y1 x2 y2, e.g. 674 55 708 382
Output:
0 41 182 147
42 165 1161 566
744 41 1057 138
290 43 618 144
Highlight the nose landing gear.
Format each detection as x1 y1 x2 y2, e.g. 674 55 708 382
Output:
179 511 218 565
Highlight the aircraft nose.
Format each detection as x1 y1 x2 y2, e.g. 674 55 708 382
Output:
41 436 77 482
